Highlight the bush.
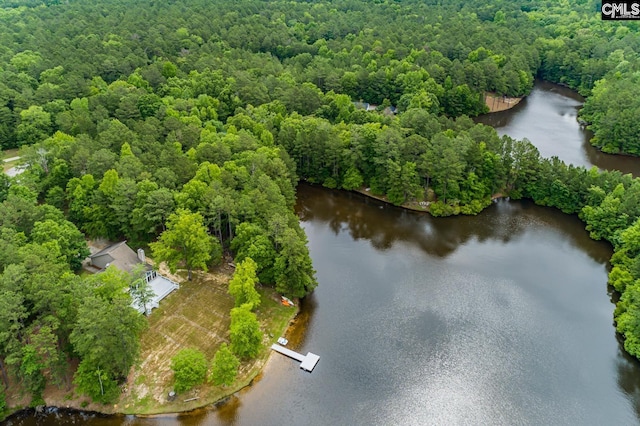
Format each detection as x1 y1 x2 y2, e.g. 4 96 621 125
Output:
429 201 460 217
460 198 491 215
171 348 208 393
323 177 337 189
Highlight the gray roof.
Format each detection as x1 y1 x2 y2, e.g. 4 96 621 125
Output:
89 241 144 273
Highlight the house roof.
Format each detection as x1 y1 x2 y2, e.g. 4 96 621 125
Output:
89 241 144 273
90 240 129 258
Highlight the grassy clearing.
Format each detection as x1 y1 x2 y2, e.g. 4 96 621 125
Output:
2 148 20 173
1 148 19 160
117 266 297 415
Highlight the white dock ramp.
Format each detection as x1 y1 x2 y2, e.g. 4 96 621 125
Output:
271 344 320 372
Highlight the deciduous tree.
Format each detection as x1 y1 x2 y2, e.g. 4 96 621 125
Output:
228 257 261 310
209 343 239 386
150 209 219 280
229 304 262 359
171 348 208 393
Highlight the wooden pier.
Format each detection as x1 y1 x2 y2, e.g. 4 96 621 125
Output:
270 344 320 372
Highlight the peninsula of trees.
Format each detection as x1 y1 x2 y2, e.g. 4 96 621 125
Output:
2 0 640 414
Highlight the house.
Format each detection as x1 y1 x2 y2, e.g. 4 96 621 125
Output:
89 241 179 315
352 101 396 115
89 240 142 272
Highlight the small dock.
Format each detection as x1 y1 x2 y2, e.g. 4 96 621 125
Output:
270 344 320 372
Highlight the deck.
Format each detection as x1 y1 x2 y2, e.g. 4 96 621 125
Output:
271 344 320 372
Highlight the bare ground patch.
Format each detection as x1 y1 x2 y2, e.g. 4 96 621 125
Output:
484 92 523 112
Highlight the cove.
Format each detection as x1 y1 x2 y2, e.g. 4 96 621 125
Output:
12 187 640 425
204 185 640 425
476 80 640 176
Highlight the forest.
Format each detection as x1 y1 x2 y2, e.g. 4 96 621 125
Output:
2 0 640 412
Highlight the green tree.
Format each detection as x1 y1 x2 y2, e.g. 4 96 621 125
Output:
16 106 52 147
228 257 261 310
386 160 421 206
0 264 28 388
131 187 175 234
171 348 208 393
229 304 262 359
231 222 277 284
31 219 89 271
209 343 239 386
73 359 120 404
274 227 317 298
129 265 156 315
341 167 364 191
150 209 218 280
18 344 46 402
70 296 146 381
0 174 10 204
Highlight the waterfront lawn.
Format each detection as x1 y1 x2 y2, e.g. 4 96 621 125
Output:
117 266 297 415
1 148 19 160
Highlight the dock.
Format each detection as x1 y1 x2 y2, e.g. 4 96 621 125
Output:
270 344 320 372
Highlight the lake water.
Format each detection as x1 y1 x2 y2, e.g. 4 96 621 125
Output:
7 82 640 425
477 80 640 176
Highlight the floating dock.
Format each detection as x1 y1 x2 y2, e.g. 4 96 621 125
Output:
270 344 320 372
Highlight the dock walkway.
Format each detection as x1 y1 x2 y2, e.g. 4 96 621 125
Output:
271 344 320 372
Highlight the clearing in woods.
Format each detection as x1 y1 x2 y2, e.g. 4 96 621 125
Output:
117 263 297 415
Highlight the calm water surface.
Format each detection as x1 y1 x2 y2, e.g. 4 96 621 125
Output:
477 81 640 176
8 83 640 425
10 187 640 425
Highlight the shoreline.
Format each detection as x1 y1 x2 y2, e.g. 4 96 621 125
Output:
2 276 301 421
3 341 291 423
351 187 506 214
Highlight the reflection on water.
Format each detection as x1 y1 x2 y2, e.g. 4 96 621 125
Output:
7 184 640 425
208 185 636 425
297 184 612 264
476 81 640 176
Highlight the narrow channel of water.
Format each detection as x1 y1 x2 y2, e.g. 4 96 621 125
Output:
476 80 640 176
